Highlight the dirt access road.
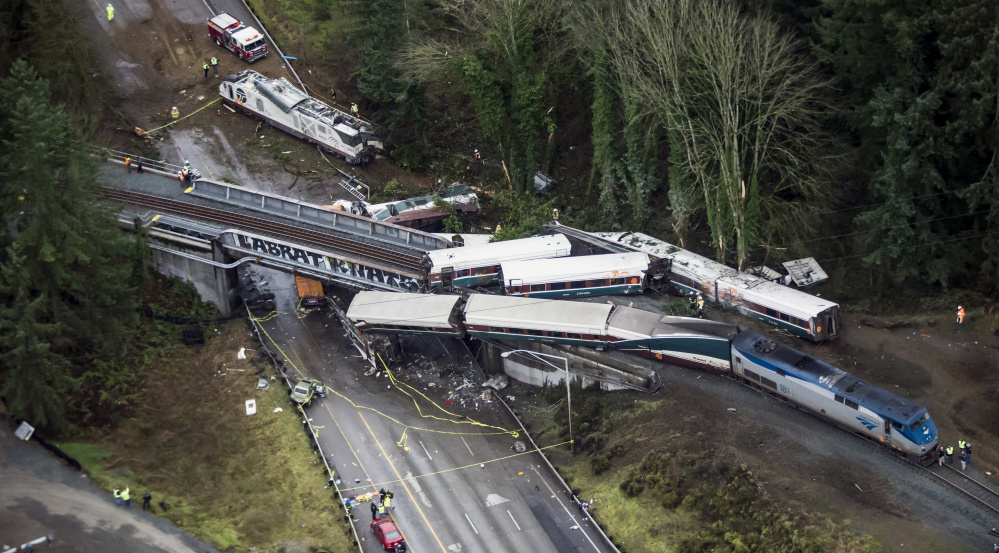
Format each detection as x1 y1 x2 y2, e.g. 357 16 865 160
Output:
0 424 220 553
78 0 421 205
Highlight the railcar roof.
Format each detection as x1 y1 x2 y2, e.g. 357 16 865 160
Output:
591 231 838 317
717 273 838 317
245 71 309 113
463 295 613 334
347 292 460 328
501 252 650 284
431 233 495 248
426 235 570 271
607 308 738 339
733 331 926 424
590 232 683 258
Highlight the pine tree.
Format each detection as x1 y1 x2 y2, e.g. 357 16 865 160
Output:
0 60 138 432
0 246 77 429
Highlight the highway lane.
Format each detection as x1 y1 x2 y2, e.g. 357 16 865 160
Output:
249 266 611 553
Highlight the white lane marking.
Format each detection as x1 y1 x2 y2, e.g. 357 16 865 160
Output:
507 509 521 531
460 436 474 455
420 440 433 460
531 467 601 552
464 513 478 534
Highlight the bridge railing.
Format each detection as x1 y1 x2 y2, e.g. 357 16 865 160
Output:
92 146 199 180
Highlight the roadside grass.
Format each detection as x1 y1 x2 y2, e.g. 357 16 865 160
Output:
562 464 699 553
59 320 353 552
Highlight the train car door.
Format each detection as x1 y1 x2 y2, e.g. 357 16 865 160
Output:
883 418 893 447
226 83 234 100
441 267 454 288
733 356 744 376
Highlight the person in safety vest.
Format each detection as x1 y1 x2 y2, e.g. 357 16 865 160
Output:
113 486 121 505
211 56 219 76
121 487 131 507
203 61 209 79
946 445 954 464
956 305 965 331
106 4 114 21
697 294 705 318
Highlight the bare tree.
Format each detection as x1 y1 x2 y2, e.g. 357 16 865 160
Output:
579 0 835 268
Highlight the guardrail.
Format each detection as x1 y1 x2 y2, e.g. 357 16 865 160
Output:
245 305 365 553
452 339 623 553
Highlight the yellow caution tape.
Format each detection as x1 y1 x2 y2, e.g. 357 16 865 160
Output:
140 98 221 136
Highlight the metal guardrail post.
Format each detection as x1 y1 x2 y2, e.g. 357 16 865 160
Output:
495 394 623 553
245 306 365 553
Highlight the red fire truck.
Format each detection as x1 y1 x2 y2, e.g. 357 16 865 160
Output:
208 13 267 63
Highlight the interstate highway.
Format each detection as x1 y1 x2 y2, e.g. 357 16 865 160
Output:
251 266 612 553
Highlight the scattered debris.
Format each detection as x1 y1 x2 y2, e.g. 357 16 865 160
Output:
257 378 270 390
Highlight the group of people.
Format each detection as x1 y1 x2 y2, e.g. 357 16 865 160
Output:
368 488 396 520
939 440 973 470
203 57 220 79
688 291 705 318
112 486 153 510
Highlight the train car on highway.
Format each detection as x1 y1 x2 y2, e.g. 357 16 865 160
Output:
346 292 463 336
731 330 938 463
500 252 668 299
425 234 571 289
220 70 382 164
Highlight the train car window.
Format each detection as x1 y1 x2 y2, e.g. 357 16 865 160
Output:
760 376 777 389
765 307 778 317
489 326 505 333
834 395 844 404
566 333 582 339
457 269 470 277
531 284 546 292
845 399 859 410
592 279 606 287
745 370 761 383
527 329 544 336
550 282 567 290
570 280 587 289
779 312 791 322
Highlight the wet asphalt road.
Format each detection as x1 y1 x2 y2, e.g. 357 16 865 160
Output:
0 425 219 553
248 265 612 553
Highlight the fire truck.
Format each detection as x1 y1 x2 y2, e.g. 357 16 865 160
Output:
208 13 267 63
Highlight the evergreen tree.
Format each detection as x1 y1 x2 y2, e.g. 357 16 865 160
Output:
0 246 77 429
815 0 999 289
588 47 624 228
353 0 427 152
0 61 138 432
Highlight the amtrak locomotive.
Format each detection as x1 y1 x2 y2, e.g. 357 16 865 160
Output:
344 292 937 463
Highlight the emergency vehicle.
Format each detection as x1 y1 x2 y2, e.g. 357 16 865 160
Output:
208 13 267 63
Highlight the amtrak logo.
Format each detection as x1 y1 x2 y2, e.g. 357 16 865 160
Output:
856 417 877 431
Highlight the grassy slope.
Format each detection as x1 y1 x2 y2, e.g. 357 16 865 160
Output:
526 393 879 553
60 321 353 552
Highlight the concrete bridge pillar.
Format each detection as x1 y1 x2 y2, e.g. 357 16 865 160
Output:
150 237 239 315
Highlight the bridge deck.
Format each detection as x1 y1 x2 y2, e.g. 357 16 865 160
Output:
98 165 428 277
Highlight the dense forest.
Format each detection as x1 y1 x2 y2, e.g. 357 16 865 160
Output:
336 0 999 298
1 0 997 433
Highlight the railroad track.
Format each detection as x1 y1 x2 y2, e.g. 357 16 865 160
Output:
921 463 999 516
101 187 425 274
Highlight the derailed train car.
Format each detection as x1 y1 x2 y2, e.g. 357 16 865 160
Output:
344 291 937 463
548 223 841 342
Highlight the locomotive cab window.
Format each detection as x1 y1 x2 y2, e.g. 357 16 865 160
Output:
910 413 929 430
891 421 903 431
845 398 859 410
